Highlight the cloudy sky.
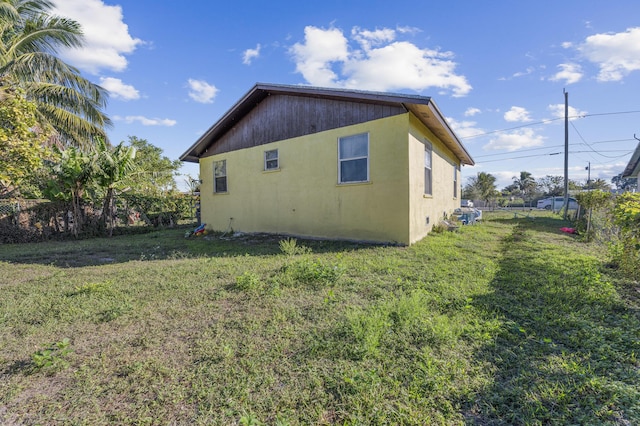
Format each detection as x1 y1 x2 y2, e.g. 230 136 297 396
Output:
52 0 640 190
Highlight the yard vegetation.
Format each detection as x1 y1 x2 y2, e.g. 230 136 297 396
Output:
1 210 638 425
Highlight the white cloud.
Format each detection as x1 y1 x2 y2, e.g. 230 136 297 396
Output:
572 27 640 81
243 44 261 65
547 104 587 120
53 0 143 74
290 25 471 97
483 128 546 151
504 106 532 123
290 26 350 87
99 77 139 100
351 26 396 51
550 63 583 84
447 117 485 139
464 107 481 117
187 79 219 104
513 67 535 78
114 115 176 126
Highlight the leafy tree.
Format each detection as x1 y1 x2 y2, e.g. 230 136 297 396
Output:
0 89 51 195
611 173 637 192
537 175 564 196
0 0 110 147
123 136 181 194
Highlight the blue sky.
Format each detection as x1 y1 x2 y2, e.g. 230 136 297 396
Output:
52 0 640 191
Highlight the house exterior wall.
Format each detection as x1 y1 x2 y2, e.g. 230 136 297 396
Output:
407 114 461 244
199 114 412 244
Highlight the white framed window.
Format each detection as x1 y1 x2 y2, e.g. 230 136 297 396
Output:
213 159 227 193
264 149 279 170
338 133 369 183
453 163 458 198
424 142 432 195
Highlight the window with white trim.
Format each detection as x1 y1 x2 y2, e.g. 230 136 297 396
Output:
213 159 227 193
338 133 369 183
264 149 278 170
453 163 458 198
424 142 432 195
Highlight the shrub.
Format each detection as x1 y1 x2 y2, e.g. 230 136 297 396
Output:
611 192 640 275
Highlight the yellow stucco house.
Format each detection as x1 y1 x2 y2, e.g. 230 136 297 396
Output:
180 83 474 245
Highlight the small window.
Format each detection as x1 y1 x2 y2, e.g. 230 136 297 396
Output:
339 133 369 183
453 163 458 198
424 142 432 195
264 149 279 170
213 159 227 193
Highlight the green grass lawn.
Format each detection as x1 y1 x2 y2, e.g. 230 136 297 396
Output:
1 211 638 425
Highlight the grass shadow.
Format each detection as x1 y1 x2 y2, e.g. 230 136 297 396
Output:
464 222 640 424
0 227 376 268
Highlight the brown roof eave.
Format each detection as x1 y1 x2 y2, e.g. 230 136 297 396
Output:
407 101 474 166
622 142 640 178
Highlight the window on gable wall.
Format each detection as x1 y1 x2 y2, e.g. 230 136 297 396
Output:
453 163 458 198
424 141 432 195
213 159 227 193
338 133 369 183
264 149 278 170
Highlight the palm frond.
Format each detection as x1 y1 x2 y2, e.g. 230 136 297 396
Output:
12 15 83 56
0 0 110 148
27 81 111 126
36 102 107 149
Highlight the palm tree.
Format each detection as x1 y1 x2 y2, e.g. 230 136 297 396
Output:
476 172 498 207
463 172 497 207
0 0 110 148
512 171 536 207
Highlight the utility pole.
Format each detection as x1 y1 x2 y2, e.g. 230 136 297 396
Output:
563 90 569 219
585 162 591 190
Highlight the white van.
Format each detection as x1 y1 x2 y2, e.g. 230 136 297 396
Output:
537 196 578 210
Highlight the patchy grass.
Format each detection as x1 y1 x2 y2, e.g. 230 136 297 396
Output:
0 211 638 425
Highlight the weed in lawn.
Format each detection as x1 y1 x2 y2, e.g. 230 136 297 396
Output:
282 257 344 288
97 302 132 323
239 411 262 425
68 280 113 296
235 271 262 293
279 237 311 256
30 338 72 375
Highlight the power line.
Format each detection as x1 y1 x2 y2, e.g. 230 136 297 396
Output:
473 138 637 158
478 150 631 163
460 110 640 140
460 117 564 139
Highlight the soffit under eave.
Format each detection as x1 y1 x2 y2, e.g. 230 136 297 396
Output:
406 103 474 166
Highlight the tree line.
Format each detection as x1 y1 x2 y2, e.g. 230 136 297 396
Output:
462 170 636 208
0 1 190 241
